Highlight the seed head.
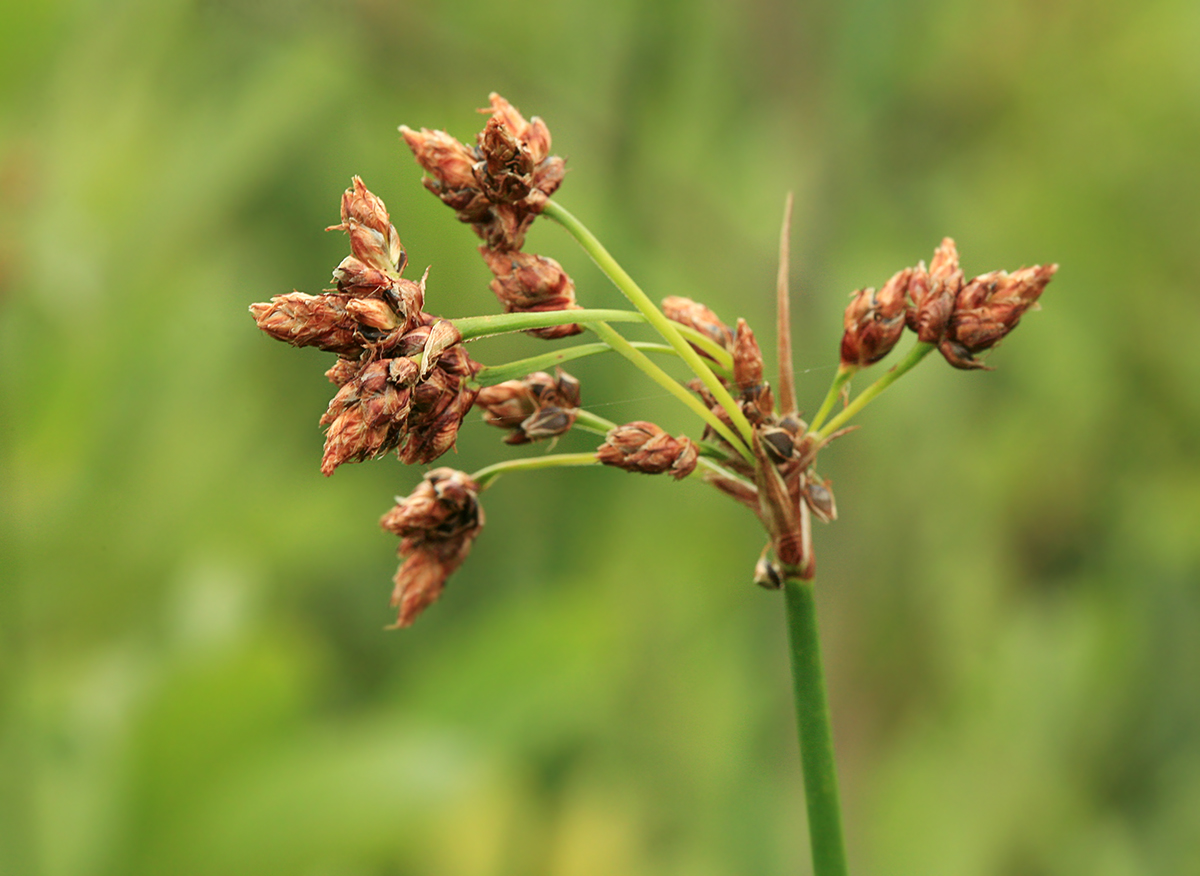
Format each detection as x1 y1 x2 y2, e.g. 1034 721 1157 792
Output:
315 314 480 475
732 319 774 422
839 268 911 368
399 126 492 223
319 357 419 475
476 93 564 204
939 263 1057 369
325 177 405 275
483 93 553 164
479 248 581 338
907 238 964 343
596 421 699 480
732 319 765 391
405 381 478 464
380 468 484 628
476 368 581 444
250 292 381 356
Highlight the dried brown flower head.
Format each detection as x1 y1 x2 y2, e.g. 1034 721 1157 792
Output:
839 268 911 368
479 248 581 338
319 356 419 475
596 421 699 480
250 292 371 356
732 319 774 422
315 318 480 475
907 237 963 344
939 264 1058 369
476 368 581 444
380 468 484 627
400 93 565 252
326 176 406 275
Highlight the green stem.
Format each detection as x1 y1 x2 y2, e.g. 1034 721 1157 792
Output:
783 577 849 876
474 341 731 387
587 321 754 464
470 452 600 489
541 200 755 448
808 364 856 433
452 308 645 341
572 409 618 436
815 342 935 440
673 325 735 372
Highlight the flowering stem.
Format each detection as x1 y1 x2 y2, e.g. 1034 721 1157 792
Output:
470 452 600 489
815 342 936 441
784 577 849 876
587 321 755 464
452 308 645 341
808 364 856 433
474 342 732 387
541 200 755 447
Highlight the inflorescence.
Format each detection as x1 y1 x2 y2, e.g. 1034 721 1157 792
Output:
250 93 1057 628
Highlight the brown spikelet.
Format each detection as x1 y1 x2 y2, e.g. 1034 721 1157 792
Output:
908 238 963 343
480 248 582 338
319 357 419 475
326 177 405 274
380 468 484 628
596 422 698 480
475 368 580 444
939 263 1057 369
250 293 363 356
402 96 566 251
839 268 910 368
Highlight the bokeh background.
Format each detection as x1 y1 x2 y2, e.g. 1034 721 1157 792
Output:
3 0 1199 873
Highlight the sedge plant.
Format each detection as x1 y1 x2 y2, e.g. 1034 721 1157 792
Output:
249 93 1057 875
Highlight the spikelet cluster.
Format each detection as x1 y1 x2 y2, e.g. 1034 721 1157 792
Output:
840 238 1057 371
401 94 581 338
250 178 480 476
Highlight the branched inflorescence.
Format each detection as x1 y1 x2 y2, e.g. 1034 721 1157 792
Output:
250 93 1057 628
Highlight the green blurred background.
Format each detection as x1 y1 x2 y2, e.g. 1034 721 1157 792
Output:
2 0 1198 873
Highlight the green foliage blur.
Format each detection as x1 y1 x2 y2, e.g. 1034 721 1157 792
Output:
3 0 1199 873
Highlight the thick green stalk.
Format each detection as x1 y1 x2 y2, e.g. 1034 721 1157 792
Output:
452 308 644 341
587 321 754 464
470 452 599 489
816 342 935 440
541 200 755 449
474 341 731 387
784 577 849 876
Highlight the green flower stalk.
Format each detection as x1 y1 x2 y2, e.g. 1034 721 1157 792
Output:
250 92 1058 876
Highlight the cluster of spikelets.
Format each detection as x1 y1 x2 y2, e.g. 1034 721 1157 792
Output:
250 177 479 475
251 93 1056 628
402 94 581 338
840 237 1058 371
